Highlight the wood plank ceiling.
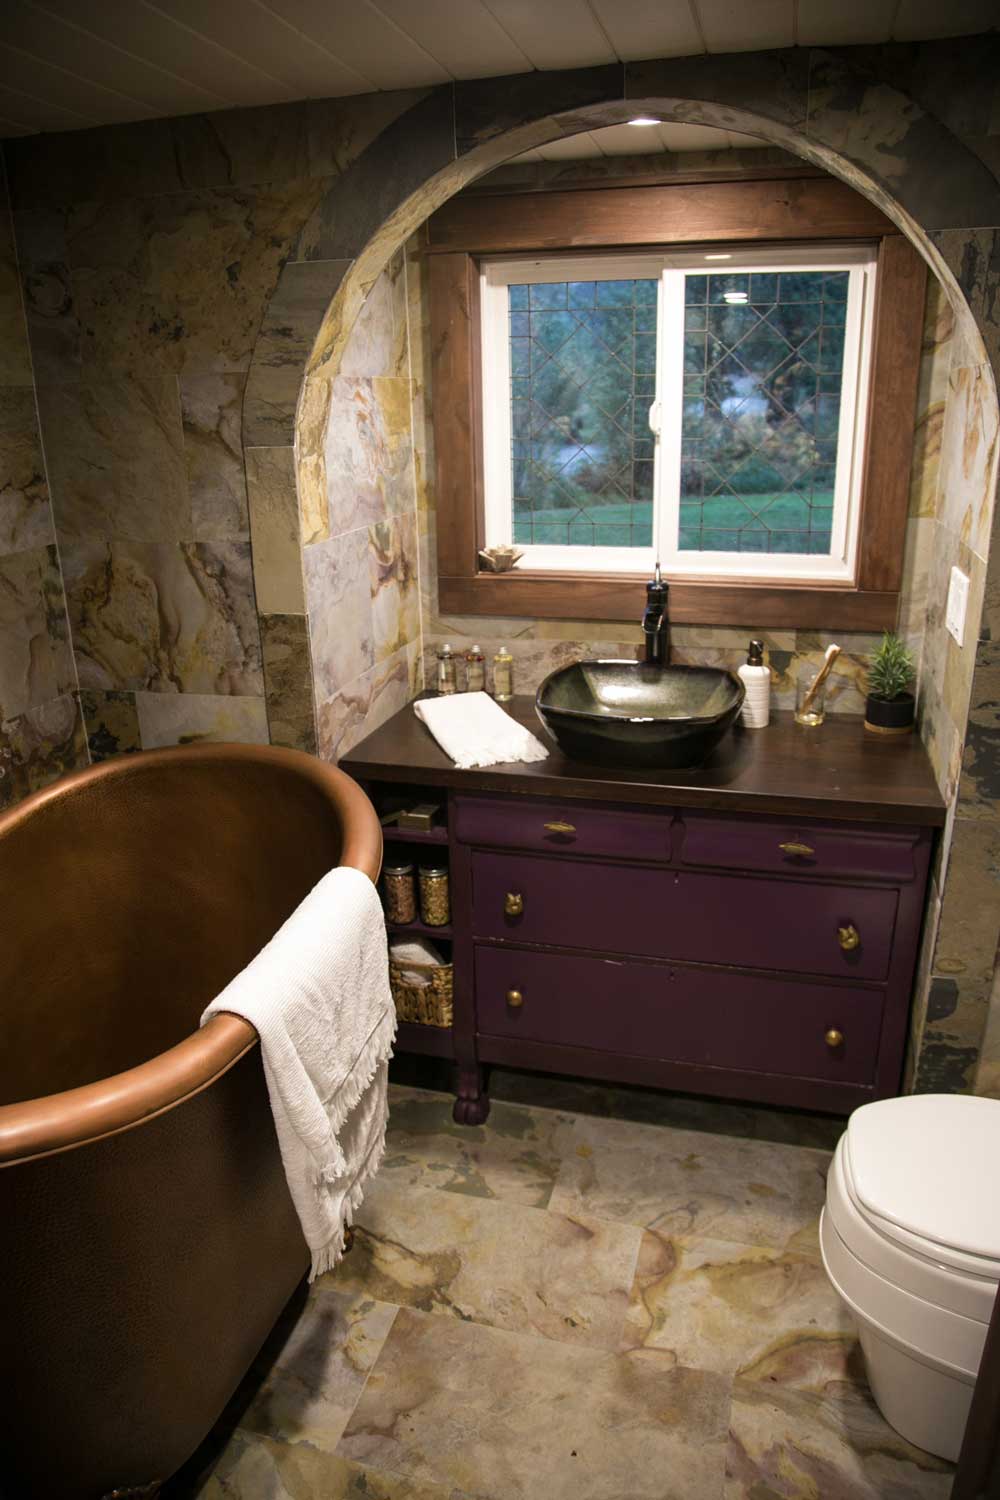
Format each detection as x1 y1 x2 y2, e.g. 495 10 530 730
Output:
0 0 996 141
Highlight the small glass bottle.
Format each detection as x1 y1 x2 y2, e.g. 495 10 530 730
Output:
419 865 450 927
492 644 514 702
382 860 416 924
436 643 457 695
465 644 486 693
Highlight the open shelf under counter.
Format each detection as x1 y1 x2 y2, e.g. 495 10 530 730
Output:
394 1019 455 1059
386 919 453 940
380 823 449 846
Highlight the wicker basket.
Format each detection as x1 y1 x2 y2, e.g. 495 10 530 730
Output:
389 958 454 1028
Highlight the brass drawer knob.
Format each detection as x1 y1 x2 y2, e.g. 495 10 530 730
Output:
544 820 576 835
504 891 524 917
779 841 815 858
825 1028 844 1049
506 988 524 1009
838 924 861 951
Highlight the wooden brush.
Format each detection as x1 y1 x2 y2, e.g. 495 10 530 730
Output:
800 643 841 716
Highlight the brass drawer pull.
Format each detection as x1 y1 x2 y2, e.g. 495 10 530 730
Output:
504 891 524 917
825 1028 844 1049
506 988 524 1009
838 924 860 951
544 820 576 835
779 841 815 858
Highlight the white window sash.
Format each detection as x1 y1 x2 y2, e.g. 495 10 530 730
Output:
481 245 878 583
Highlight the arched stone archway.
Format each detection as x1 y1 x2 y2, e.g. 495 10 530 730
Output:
241 42 1000 1097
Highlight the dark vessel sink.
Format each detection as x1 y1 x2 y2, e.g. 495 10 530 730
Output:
535 659 746 769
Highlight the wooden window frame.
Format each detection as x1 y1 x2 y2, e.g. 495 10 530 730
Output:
428 174 926 629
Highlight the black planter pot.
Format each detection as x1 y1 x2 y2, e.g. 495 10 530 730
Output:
864 690 915 736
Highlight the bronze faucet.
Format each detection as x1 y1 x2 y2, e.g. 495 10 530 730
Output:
642 562 670 665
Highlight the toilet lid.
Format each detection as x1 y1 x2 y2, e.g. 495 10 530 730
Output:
847 1095 1000 1265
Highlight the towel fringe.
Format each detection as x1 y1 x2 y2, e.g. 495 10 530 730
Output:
307 1091 392 1281
311 1005 397 1186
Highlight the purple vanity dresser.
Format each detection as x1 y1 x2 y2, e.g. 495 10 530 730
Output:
341 700 945 1125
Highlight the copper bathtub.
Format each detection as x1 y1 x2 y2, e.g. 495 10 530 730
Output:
0 743 382 1498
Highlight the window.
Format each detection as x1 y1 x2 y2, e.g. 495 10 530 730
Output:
480 245 877 583
427 173 926 628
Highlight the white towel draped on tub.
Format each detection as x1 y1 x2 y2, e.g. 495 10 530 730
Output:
414 691 549 769
201 866 396 1280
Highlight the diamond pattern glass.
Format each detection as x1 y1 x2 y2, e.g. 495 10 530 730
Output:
509 279 658 546
679 270 849 554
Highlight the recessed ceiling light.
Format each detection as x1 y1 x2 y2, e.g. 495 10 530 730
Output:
704 253 732 261
723 291 749 304
628 116 661 127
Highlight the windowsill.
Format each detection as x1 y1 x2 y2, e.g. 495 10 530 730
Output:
439 570 899 631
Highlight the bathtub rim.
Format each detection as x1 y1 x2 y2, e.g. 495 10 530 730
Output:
0 742 383 1167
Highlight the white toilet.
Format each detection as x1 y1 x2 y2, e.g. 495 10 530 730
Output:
821 1092 1000 1462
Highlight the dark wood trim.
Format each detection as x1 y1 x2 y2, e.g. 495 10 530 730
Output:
428 175 894 254
467 161 827 197
439 573 899 630
428 172 922 629
856 235 927 593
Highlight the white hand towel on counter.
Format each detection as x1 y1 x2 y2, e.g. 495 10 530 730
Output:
201 865 396 1280
414 691 549 769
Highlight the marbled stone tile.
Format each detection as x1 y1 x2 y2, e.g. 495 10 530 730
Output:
304 528 374 702
805 49 1000 233
36 376 189 542
975 968 1000 1099
260 612 316 754
922 534 985 731
898 516 936 641
5 118 183 209
242 363 305 450
0 200 32 386
548 1112 830 1253
455 65 623 154
255 257 351 369
297 91 455 263
932 814 1000 988
324 377 416 536
197 1429 456 1500
12 207 81 383
238 1285 397 1453
135 690 268 749
488 1068 845 1152
929 227 1000 379
381 1084 566 1208
0 388 54 555
180 373 249 541
370 513 419 664
62 539 263 695
339 266 396 379
246 445 304 614
621 1229 856 1385
79 688 141 761
937 361 999 561
331 1175 641 1352
66 183 324 376
958 638 1000 817
626 49 810 130
726 1376 953 1500
171 90 433 195
0 691 88 812
909 278 954 520
339 1306 730 1500
0 544 74 720
316 640 419 763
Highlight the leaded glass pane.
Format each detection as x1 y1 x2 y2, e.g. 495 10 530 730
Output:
678 269 849 555
509 279 658 547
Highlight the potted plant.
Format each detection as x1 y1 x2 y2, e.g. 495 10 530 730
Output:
865 632 916 735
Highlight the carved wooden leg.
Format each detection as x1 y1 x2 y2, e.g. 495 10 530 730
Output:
453 1064 490 1125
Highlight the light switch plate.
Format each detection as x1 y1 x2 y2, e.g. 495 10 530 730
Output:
946 565 969 647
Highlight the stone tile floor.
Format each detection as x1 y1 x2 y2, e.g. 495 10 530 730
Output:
169 1070 955 1499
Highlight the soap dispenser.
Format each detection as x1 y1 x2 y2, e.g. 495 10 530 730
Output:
738 640 770 728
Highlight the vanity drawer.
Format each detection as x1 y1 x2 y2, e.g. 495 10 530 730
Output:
453 793 671 862
475 945 884 1086
679 812 920 883
472 851 897 981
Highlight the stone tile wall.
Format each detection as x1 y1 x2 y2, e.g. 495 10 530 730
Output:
0 156 86 808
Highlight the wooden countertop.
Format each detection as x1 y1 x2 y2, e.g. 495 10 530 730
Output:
340 697 947 827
